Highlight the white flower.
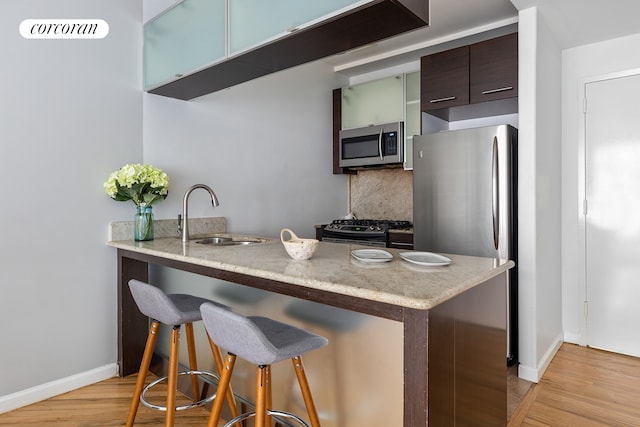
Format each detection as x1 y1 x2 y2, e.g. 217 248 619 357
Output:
104 164 169 206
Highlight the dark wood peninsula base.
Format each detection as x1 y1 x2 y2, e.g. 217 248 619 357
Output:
115 244 510 426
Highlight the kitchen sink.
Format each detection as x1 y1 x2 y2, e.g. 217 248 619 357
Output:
195 237 264 246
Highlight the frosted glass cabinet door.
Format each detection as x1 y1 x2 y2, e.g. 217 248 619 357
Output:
342 75 404 130
144 0 226 90
404 71 421 170
229 0 364 54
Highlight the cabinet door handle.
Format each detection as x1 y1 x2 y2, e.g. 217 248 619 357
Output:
390 242 413 247
429 96 456 103
482 86 513 95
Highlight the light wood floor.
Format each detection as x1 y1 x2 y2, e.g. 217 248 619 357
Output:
2 343 640 426
509 343 640 426
0 374 217 427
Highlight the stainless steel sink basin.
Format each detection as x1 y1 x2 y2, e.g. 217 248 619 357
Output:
196 237 232 245
195 237 263 246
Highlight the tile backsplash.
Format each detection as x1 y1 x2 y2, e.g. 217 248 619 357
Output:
349 168 413 222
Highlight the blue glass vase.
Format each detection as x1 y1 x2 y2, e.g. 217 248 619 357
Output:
134 205 154 241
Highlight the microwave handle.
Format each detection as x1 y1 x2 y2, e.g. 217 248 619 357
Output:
378 128 383 160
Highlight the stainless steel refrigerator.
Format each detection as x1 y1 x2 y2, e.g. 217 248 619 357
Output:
413 124 518 365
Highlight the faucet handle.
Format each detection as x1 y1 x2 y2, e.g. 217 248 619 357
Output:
177 214 183 236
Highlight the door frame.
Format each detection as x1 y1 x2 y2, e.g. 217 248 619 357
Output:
577 67 640 346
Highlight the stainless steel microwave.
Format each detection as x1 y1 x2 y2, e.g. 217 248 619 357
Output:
339 122 404 168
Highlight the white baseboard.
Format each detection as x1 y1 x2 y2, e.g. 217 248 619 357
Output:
563 332 581 345
518 334 564 383
0 363 118 414
517 363 540 383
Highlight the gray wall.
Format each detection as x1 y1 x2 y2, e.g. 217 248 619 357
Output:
0 0 141 403
143 61 348 237
515 7 564 382
143 0 347 239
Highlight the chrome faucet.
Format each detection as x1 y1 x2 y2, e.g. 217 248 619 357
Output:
179 184 220 243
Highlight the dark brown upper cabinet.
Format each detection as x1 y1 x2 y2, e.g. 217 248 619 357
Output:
469 33 518 104
420 45 470 111
147 0 429 101
421 33 518 121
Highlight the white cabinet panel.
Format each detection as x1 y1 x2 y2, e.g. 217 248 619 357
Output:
404 71 420 170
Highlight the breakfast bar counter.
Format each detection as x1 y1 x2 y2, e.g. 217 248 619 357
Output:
108 236 514 426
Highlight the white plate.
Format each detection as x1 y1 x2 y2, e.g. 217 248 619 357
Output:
351 249 393 263
399 252 452 267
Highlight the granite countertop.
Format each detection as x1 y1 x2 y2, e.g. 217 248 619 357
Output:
107 234 513 311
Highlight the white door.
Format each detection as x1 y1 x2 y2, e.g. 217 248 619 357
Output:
585 72 640 357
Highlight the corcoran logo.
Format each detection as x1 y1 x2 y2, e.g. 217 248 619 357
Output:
19 19 109 39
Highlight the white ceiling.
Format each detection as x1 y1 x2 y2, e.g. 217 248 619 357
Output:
325 0 640 77
324 0 519 76
512 0 640 49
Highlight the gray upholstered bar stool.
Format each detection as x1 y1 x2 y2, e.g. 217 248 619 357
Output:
200 302 329 427
126 279 239 427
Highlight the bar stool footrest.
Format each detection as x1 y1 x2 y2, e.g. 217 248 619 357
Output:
140 370 220 411
223 409 310 427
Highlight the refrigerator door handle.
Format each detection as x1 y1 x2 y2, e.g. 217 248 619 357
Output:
492 137 500 250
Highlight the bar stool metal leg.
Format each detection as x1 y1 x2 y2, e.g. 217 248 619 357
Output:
207 353 238 427
255 366 267 427
292 356 321 427
126 321 160 427
184 323 201 400
265 365 273 427
207 334 240 420
165 325 181 426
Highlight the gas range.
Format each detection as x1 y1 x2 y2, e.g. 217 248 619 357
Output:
321 219 412 247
